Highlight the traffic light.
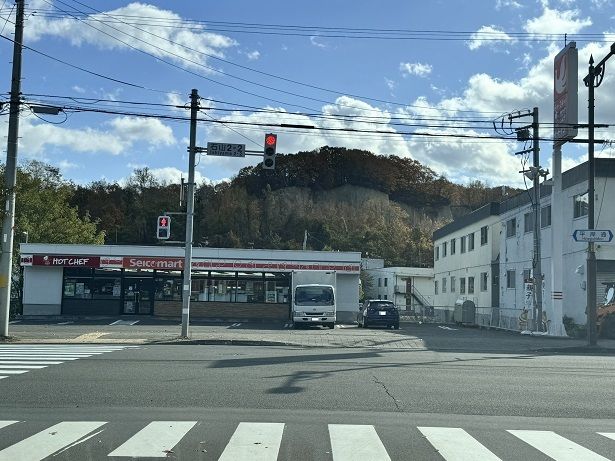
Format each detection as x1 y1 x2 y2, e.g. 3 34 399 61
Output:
263 133 277 170
157 215 171 240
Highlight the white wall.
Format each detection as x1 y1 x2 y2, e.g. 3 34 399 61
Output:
23 266 63 315
336 273 360 322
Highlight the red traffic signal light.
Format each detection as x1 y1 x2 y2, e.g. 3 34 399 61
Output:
263 133 277 170
157 215 171 240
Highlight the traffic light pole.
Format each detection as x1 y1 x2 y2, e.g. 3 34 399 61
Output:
0 0 25 338
181 89 199 338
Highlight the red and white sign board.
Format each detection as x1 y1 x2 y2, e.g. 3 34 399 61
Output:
554 42 578 146
22 254 360 274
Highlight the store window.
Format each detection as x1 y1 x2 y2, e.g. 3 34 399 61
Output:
155 273 183 301
188 272 289 304
63 268 121 301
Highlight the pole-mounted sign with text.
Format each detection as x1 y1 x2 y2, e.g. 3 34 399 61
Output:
554 42 578 146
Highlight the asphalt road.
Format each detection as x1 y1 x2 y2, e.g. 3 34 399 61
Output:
1 340 615 460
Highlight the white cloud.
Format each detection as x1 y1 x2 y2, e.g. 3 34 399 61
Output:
310 36 327 48
72 85 86 94
384 78 396 92
467 25 517 51
58 160 79 171
245 50 260 61
399 62 432 77
24 1 237 70
524 5 592 35
144 167 209 185
17 115 176 156
496 0 523 8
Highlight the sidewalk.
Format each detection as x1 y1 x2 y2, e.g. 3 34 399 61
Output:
4 320 615 353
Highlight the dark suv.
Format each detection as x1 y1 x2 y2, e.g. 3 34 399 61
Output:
357 300 399 329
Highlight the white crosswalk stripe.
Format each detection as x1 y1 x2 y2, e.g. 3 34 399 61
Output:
508 430 611 461
418 426 502 461
0 345 135 381
0 421 106 461
0 420 613 459
108 421 197 458
329 424 391 461
218 422 285 461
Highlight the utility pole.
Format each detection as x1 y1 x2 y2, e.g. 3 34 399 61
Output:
0 0 25 338
531 107 544 332
502 107 546 332
583 43 615 346
181 89 199 338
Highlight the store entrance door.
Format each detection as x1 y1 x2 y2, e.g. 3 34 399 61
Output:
123 278 154 314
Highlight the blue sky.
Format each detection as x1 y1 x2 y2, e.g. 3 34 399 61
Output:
1 0 614 187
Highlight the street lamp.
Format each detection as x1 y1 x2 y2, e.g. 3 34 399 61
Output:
582 42 615 347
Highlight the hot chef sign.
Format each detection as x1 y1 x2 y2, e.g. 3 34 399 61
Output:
22 255 101 267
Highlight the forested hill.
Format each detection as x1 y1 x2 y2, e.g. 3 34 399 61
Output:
6 148 515 267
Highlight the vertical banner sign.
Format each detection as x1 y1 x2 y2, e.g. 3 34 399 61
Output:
554 42 578 146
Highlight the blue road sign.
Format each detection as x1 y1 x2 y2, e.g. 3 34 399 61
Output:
572 229 613 242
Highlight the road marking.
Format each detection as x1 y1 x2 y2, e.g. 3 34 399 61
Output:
0 369 29 374
0 376 6 380
508 430 610 461
218 422 284 461
0 421 18 430
0 421 106 461
418 427 502 461
57 321 74 325
598 432 615 441
0 364 47 369
229 322 242 328
73 332 108 341
109 319 140 326
0 361 62 365
108 421 197 458
438 325 458 331
329 424 391 461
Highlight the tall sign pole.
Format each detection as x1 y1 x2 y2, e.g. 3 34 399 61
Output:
551 42 578 337
181 89 199 338
0 0 25 338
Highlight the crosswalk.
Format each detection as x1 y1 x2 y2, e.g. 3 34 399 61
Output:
0 345 136 380
0 421 613 460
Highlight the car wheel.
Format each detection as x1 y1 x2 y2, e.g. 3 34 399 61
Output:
327 323 335 329
393 323 399 330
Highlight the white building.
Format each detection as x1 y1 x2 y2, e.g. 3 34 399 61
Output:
432 158 615 332
433 203 501 323
364 266 434 313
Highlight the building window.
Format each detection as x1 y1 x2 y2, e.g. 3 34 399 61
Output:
460 236 466 253
468 232 475 251
480 226 488 245
442 277 447 293
443 241 448 257
451 276 456 293
468 276 475 294
523 268 532 283
524 212 534 233
574 193 589 218
435 280 438 295
384 278 388 287
384 294 387 300
506 218 516 238
435 246 439 260
450 238 456 255
460 277 466 294
541 205 552 228
506 270 516 289
480 272 488 292
378 278 381 287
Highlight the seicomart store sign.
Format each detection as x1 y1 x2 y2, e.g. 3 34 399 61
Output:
21 254 360 274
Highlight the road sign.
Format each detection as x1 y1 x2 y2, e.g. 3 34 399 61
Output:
572 229 613 242
206 142 245 157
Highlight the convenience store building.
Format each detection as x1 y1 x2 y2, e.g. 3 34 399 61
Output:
20 244 361 322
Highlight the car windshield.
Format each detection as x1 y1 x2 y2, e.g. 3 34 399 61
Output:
294 286 334 306
370 302 395 309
